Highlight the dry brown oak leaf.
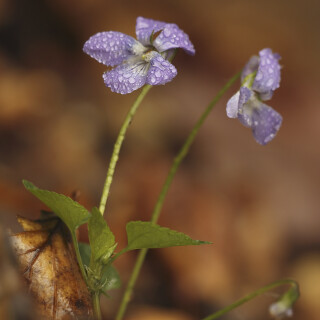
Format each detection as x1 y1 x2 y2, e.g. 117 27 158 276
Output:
10 216 93 320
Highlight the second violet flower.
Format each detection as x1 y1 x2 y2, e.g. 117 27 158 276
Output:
227 48 283 145
83 17 195 94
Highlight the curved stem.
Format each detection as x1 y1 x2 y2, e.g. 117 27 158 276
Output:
71 231 87 282
115 71 241 320
99 85 152 216
201 279 299 320
93 292 102 320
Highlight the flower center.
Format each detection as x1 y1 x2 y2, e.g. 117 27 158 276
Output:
141 51 158 62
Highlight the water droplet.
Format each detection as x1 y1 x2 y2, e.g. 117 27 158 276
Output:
164 28 171 37
266 78 274 87
155 70 161 77
139 21 149 28
256 72 263 81
151 76 156 84
129 77 135 84
118 76 123 82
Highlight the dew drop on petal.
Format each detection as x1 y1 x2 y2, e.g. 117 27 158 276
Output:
129 77 135 84
256 72 263 81
155 70 161 77
164 28 171 37
139 21 149 28
267 78 274 87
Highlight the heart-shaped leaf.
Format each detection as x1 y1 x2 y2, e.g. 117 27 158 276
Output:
125 221 211 251
23 180 90 232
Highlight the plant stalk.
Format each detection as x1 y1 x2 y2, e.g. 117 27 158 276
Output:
201 279 299 320
71 232 87 282
99 85 152 216
93 292 102 320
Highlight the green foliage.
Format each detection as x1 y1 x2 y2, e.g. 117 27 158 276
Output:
88 207 116 263
100 263 121 292
79 242 91 267
125 221 211 251
79 243 121 292
23 180 90 231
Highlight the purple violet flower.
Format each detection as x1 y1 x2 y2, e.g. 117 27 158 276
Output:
83 17 195 94
226 48 282 145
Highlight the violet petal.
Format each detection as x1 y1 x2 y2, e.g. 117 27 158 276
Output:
83 31 139 66
241 55 259 83
251 103 282 145
135 17 166 46
252 48 281 99
154 24 195 55
103 58 148 94
226 91 240 118
237 86 253 127
146 52 177 85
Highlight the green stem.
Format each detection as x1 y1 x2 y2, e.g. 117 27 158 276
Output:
71 231 87 282
99 85 152 216
115 249 148 320
93 292 102 320
115 71 241 320
201 279 299 320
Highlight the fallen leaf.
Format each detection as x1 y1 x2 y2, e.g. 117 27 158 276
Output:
10 216 93 320
0 221 36 320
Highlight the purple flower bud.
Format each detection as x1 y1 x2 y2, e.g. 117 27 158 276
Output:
83 17 194 94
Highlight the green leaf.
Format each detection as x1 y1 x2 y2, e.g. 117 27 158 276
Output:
125 221 211 251
88 207 116 263
100 264 121 292
23 180 90 231
79 243 121 292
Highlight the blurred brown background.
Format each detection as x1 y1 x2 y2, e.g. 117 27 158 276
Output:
0 0 320 319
